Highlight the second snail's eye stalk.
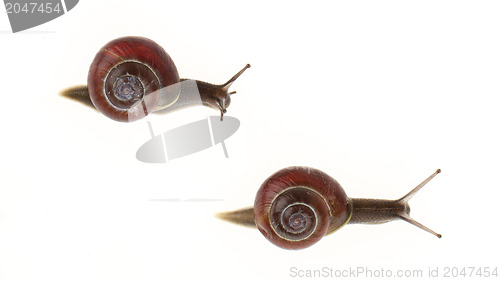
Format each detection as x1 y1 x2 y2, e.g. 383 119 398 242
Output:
349 169 442 238
396 169 442 238
398 169 441 204
398 213 442 238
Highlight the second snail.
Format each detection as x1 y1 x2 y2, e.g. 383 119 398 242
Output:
218 166 441 250
62 36 250 122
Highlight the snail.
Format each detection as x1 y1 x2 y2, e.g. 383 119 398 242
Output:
217 166 441 250
62 36 250 122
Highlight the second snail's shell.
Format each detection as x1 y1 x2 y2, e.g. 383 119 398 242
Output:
254 166 352 250
88 36 180 122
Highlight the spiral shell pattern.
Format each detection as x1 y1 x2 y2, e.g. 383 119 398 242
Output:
88 36 180 122
254 166 352 250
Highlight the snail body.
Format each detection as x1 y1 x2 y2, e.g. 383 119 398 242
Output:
65 36 250 122
218 166 441 250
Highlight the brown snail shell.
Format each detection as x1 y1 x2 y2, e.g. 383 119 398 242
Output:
87 36 180 122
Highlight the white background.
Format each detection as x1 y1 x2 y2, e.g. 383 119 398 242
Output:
1 1 499 280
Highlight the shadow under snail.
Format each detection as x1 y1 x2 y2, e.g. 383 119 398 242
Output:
217 166 441 250
61 36 250 122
